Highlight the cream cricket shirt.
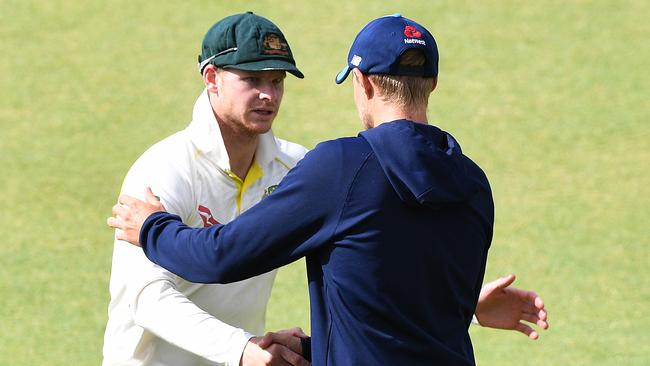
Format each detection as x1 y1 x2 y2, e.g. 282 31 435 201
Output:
102 89 308 366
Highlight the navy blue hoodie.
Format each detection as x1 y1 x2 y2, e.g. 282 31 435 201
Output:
140 120 494 365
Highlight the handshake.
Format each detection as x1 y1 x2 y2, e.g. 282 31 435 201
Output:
242 327 311 366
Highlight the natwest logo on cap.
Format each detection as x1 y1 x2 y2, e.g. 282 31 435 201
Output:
404 25 422 38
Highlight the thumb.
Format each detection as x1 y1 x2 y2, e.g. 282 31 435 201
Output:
291 327 309 338
256 333 274 349
279 327 308 338
145 187 160 204
493 273 516 290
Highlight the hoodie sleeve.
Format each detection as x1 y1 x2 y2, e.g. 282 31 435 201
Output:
140 140 352 284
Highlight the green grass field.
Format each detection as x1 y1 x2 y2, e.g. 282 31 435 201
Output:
1 1 648 364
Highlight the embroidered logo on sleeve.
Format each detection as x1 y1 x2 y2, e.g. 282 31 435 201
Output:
198 205 220 227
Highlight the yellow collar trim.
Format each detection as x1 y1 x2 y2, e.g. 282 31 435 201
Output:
227 160 264 213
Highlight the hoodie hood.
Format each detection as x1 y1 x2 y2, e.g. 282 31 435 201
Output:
360 120 490 208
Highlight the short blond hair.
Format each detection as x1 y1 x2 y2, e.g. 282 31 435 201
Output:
369 49 435 109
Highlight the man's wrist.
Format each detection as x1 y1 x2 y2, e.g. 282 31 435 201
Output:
238 333 257 366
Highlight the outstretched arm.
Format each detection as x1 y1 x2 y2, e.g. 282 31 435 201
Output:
475 274 549 339
108 142 349 285
110 189 310 365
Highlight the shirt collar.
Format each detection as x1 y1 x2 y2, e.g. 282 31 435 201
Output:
186 88 282 170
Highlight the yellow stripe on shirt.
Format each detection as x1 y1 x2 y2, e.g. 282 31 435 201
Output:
226 161 264 214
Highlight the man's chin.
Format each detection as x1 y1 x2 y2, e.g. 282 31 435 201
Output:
245 121 274 135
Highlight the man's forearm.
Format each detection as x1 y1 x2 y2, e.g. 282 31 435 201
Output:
133 279 253 365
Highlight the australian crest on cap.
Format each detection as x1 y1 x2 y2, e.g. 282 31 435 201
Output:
263 33 289 56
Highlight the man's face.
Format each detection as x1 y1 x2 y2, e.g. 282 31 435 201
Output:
213 68 286 136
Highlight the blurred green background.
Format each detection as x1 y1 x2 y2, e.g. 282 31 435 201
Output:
1 1 648 364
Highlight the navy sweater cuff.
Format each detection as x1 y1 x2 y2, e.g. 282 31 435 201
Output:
300 337 312 362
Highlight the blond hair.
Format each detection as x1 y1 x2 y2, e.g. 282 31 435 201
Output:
369 49 435 109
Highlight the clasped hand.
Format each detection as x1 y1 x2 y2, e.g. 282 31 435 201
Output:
242 327 310 366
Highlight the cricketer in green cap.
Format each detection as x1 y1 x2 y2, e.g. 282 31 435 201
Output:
102 11 312 366
198 11 304 78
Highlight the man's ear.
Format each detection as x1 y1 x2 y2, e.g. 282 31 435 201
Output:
431 76 438 92
203 65 219 93
352 68 373 99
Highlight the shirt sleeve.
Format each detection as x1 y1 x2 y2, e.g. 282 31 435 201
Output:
140 140 352 284
133 279 254 365
116 146 255 364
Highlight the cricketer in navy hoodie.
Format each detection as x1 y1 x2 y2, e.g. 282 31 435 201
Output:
139 119 494 365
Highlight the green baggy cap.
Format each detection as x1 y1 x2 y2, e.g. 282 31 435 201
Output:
198 12 304 78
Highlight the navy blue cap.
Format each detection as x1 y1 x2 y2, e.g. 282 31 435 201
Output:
335 14 438 84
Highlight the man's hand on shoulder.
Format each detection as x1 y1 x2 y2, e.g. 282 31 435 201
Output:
107 187 166 246
241 328 310 366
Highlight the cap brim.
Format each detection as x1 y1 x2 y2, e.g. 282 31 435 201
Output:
224 59 304 78
335 65 351 84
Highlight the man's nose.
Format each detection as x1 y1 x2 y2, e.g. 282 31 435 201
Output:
258 83 279 101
